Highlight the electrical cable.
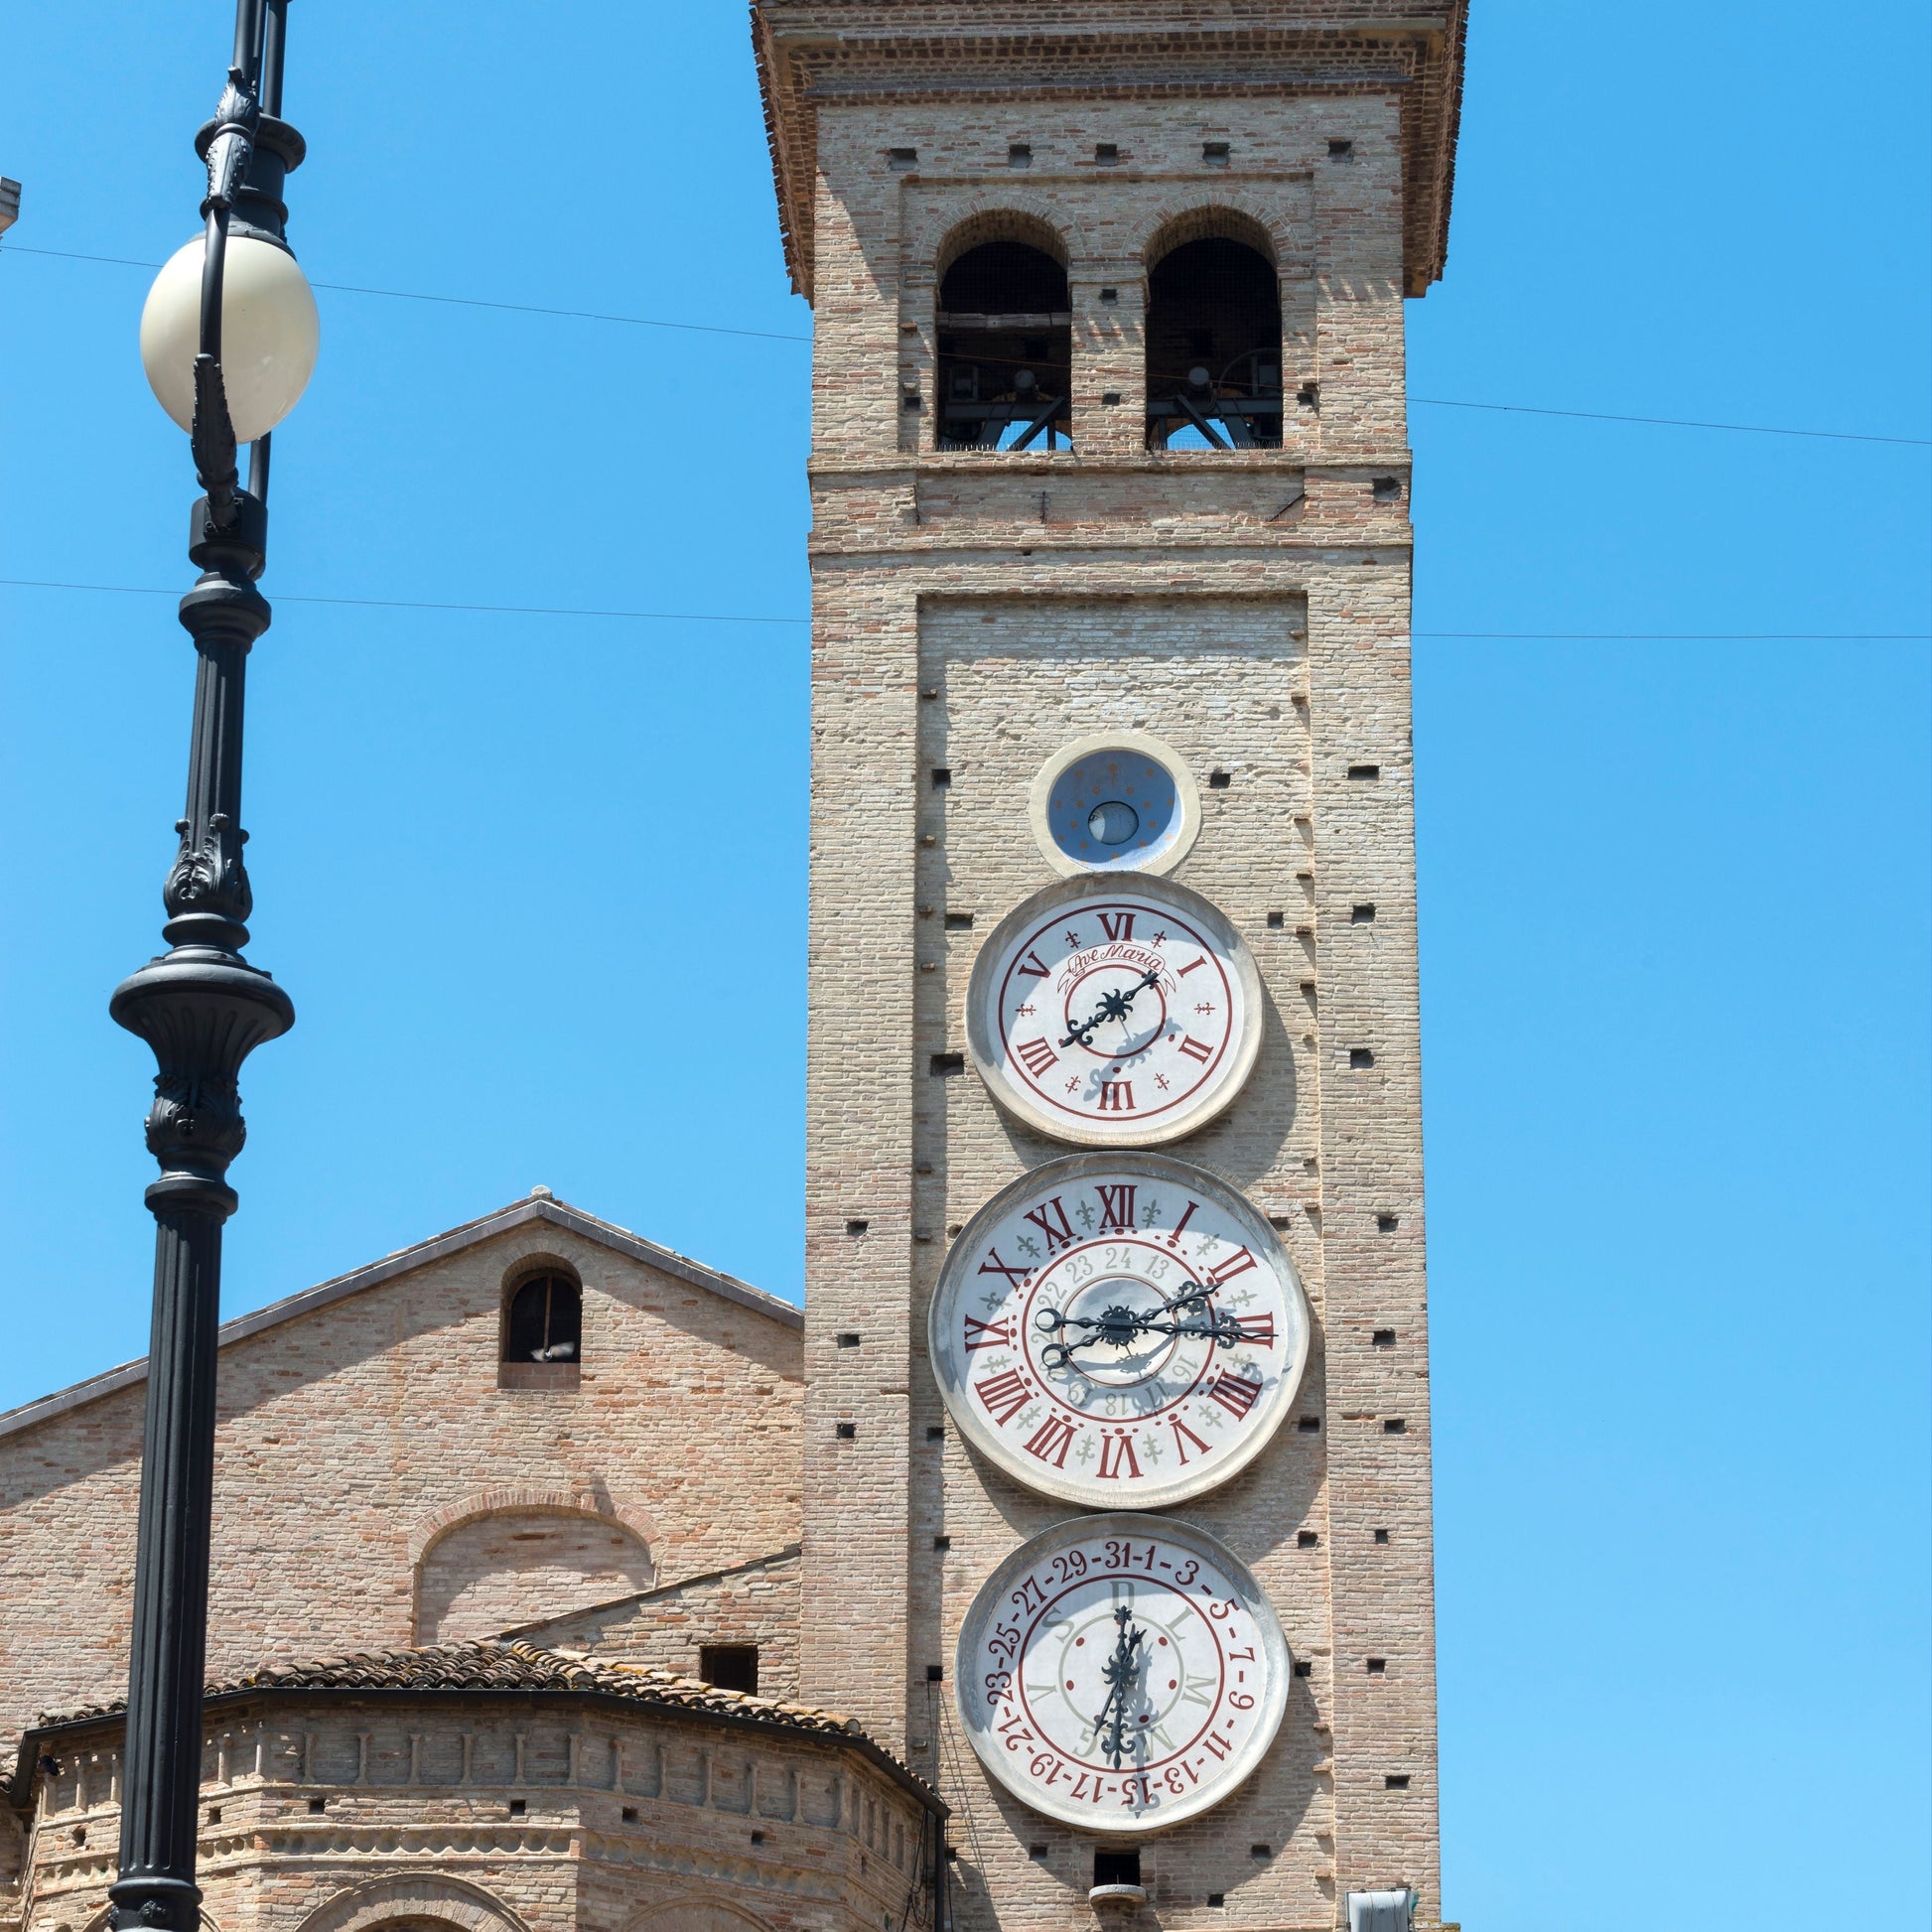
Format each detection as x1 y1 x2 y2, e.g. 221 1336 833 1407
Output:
6 242 1927 447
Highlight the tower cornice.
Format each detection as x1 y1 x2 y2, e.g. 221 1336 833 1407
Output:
752 0 1467 299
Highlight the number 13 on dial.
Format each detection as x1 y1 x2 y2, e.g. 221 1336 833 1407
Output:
956 1513 1291 1831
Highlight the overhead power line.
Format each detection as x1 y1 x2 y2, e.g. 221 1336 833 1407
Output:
7 242 1928 448
2 580 1924 641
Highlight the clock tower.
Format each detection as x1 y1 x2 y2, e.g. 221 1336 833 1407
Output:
754 4 1465 1927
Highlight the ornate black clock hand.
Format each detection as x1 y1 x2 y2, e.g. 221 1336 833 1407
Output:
1093 1603 1148 1770
1058 965 1163 1049
1035 1281 1253 1369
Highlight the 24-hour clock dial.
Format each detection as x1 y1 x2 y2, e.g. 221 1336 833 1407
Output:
965 874 1263 1148
929 1154 1310 1508
956 1513 1291 1832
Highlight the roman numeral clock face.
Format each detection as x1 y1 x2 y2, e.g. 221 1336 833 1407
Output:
929 1154 1311 1508
964 875 1263 1148
956 1513 1291 1832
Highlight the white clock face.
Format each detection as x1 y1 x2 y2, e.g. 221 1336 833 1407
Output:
929 1154 1310 1508
964 875 1263 1148
956 1513 1291 1832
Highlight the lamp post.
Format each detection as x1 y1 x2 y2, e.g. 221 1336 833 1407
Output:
108 6 315 1931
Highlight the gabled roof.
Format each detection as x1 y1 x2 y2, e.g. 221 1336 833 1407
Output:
0 1194 801 1444
13 1638 942 1815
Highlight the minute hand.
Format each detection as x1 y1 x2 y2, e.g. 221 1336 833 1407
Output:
1059 966 1163 1049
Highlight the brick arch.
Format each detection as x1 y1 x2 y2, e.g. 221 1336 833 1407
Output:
624 1902 777 1932
293 1876 530 1932
904 198 1087 288
1139 194 1297 270
406 1486 657 1568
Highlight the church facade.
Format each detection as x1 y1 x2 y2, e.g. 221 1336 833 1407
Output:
1 6 1465 1932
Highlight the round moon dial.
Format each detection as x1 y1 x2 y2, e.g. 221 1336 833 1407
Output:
956 1513 1291 1832
929 1154 1311 1508
965 874 1263 1148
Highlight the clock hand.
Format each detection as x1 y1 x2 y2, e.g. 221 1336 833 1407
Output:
1093 1603 1147 1771
1058 966 1162 1050
1035 1284 1251 1368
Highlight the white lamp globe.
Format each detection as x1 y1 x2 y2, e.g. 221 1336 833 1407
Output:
139 234 320 445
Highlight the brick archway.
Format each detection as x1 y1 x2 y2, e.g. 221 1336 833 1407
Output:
406 1487 657 1569
293 1876 530 1932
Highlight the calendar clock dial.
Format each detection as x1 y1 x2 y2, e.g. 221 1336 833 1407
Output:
929 1154 1310 1508
965 874 1262 1148
956 1513 1291 1832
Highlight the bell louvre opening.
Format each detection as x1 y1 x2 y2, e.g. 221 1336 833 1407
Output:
1145 237 1283 450
936 242 1072 452
502 1271 582 1363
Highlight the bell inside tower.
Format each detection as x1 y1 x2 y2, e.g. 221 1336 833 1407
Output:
935 239 1073 451
1145 234 1284 449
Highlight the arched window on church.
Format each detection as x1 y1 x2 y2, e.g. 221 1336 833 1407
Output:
936 241 1072 452
502 1268 582 1364
1145 233 1283 450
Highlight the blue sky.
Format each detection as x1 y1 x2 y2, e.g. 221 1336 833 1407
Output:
1 1 1927 1925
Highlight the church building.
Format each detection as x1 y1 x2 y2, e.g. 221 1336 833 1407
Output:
1 6 1466 1932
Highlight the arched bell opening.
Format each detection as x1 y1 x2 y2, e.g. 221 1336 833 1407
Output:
1145 235 1283 450
936 241 1073 452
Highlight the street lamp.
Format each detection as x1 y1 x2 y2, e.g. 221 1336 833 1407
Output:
107 6 312 1932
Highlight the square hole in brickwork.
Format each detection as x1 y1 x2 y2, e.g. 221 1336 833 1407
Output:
846 1219 869 1237
1030 1844 1050 1860
1009 143 1032 167
945 1847 959 1863
947 1222 963 1237
1102 391 1122 405
1367 1658 1387 1674
71 1827 87 1847
508 1800 527 1816
902 390 920 411
1298 1415 1321 1433
927 1425 945 1441
945 911 974 930
1202 141 1230 166
1207 1895 1226 1908
1095 143 1119 165
1351 903 1376 922
1349 1047 1375 1068
1328 138 1354 159
1268 1213 1294 1230
836 1331 862 1347
1373 1327 1397 1346
836 1422 857 1440
1100 287 1119 304
308 1798 326 1814
751 1830 766 1846
1298 381 1319 408
1208 768 1232 789
890 148 917 170
1293 1661 1312 1679
207 1807 221 1825
931 1053 965 1076
926 1663 945 1682
1374 1528 1391 1545
1266 910 1285 927
1250 1844 1273 1860
1347 762 1381 780
1384 1418 1407 1434
621 1806 637 1823
1376 1212 1399 1231
1372 476 1403 501
1094 1851 1141 1888
931 766 951 788
1297 1530 1319 1549
933 1534 951 1550
1385 1774 1410 1790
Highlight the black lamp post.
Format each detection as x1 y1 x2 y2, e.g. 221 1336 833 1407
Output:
107 5 311 1930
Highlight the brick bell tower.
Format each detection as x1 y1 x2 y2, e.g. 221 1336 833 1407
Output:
754 5 1465 1928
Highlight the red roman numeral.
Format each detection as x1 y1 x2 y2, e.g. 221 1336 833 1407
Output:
962 1314 1014 1351
1024 1196 1077 1254
1176 955 1208 977
1095 1184 1137 1233
1168 1417 1212 1464
1097 910 1136 942
1097 1081 1136 1112
1015 949 1050 978
1229 1311 1276 1348
1024 1414 1079 1467
975 1369 1033 1427
978 1247 1030 1289
1207 1371 1262 1419
1097 1433 1142 1480
1166 1200 1200 1249
1015 1036 1058 1077
1176 1035 1212 1064
1206 1246 1257 1287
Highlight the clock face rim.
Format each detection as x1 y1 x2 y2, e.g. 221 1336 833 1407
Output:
1028 729 1203 879
953 1511 1293 1834
927 1151 1311 1509
964 872 1265 1150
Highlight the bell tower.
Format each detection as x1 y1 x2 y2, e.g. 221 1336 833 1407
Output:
755 5 1465 1927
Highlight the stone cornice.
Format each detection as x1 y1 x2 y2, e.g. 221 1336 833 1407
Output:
752 0 1467 299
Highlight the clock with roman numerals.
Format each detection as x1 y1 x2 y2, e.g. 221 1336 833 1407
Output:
929 1154 1310 1507
956 1512 1291 1832
964 874 1262 1148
